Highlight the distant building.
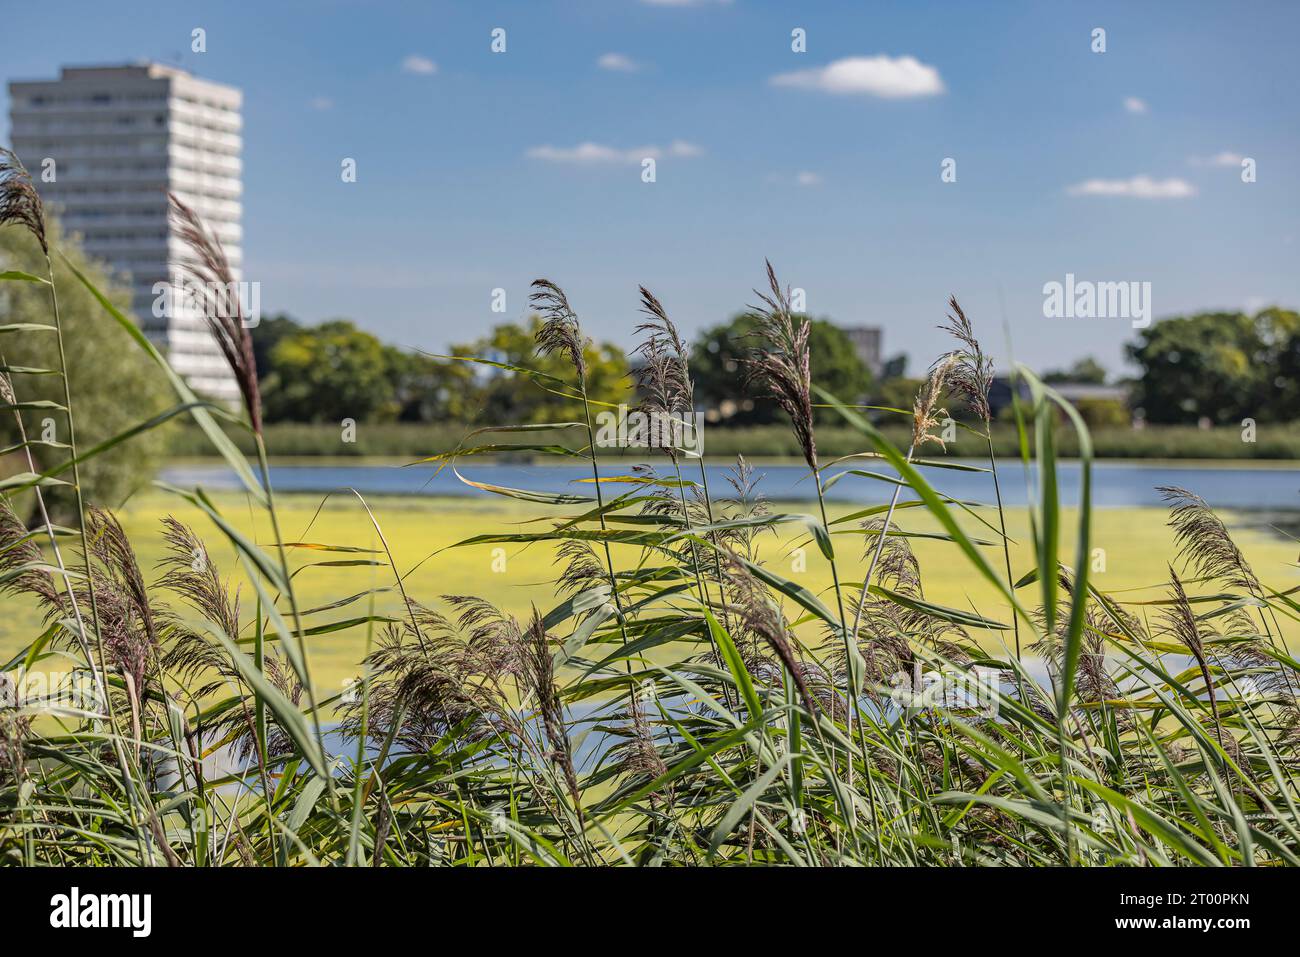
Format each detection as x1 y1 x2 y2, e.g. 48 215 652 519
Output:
988 375 1129 417
841 325 882 377
8 63 242 401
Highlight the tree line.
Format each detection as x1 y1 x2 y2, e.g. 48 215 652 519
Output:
4 212 1295 452
248 311 879 428
247 306 1300 428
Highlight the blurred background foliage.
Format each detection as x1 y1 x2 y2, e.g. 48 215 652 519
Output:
0 220 170 519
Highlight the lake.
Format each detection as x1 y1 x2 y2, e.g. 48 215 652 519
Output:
162 460 1300 510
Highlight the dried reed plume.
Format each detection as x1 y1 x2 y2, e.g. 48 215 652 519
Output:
0 497 63 614
725 556 820 717
0 149 46 253
195 647 302 763
714 455 772 560
156 517 241 641
744 261 817 470
937 296 993 425
634 286 694 418
912 356 956 451
850 355 956 649
937 296 1021 667
555 537 607 597
1162 567 1222 747
342 602 512 752
723 455 767 514
530 279 588 382
1031 599 1120 713
523 609 581 813
1157 486 1259 594
81 507 160 701
0 702 32 789
853 523 975 695
851 521 918 691
167 192 261 433
157 518 247 701
863 519 924 596
611 683 672 804
446 594 530 681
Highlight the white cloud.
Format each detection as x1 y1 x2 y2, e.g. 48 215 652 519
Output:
597 53 642 73
401 55 437 75
770 55 945 99
1066 175 1196 199
765 171 823 187
665 140 703 158
526 140 703 165
1123 96 1148 114
1189 151 1245 167
309 96 333 111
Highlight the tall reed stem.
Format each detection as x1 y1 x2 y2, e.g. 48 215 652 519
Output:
254 433 334 807
851 447 915 641
986 433 1024 702
669 458 734 711
42 255 153 861
578 382 632 672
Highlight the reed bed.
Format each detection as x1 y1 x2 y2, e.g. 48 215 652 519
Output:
1 153 1297 866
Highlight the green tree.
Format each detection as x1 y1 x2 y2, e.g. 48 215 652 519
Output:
691 314 873 424
249 311 302 380
449 317 631 426
0 219 171 516
261 319 398 423
1127 310 1298 424
387 348 476 423
1255 307 1300 417
1043 356 1108 385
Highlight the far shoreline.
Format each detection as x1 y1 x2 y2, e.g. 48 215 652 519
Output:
164 454 1300 470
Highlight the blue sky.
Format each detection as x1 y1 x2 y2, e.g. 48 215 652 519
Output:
4 0 1297 377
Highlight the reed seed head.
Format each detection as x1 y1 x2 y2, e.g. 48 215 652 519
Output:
168 192 262 433
744 260 817 470
530 279 588 383
1157 485 1260 594
0 149 46 254
937 296 993 425
912 355 955 450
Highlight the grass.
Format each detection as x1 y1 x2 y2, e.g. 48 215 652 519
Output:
5 493 1293 694
2 157 1298 867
